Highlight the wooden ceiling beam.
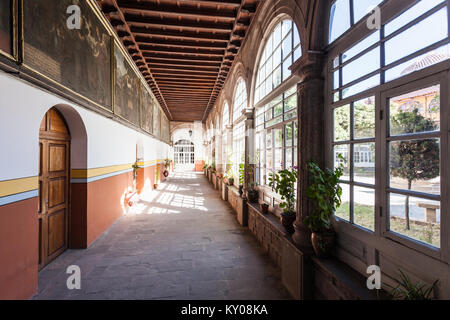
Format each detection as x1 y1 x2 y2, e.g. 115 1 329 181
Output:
146 58 221 68
118 2 237 20
142 51 222 62
136 37 227 49
130 26 230 41
125 14 234 32
140 45 224 56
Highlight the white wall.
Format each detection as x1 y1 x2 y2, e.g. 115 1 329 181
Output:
0 71 169 181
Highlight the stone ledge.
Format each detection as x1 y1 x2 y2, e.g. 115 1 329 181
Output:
312 257 386 300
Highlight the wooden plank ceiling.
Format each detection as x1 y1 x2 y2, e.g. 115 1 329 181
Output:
97 0 260 122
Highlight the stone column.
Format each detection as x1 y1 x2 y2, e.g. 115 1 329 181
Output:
225 125 234 173
216 133 223 173
290 51 326 254
242 108 254 200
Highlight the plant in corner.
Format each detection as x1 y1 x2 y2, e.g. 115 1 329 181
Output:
304 156 344 258
268 167 298 234
247 182 259 203
154 167 160 190
238 163 245 196
388 269 438 300
226 168 234 186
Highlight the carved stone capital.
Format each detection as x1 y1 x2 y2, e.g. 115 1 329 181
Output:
289 51 325 83
242 107 254 120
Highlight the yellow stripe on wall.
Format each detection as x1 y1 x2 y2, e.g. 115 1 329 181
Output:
71 160 164 179
0 176 39 198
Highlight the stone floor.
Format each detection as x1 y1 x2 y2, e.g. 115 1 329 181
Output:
33 172 290 300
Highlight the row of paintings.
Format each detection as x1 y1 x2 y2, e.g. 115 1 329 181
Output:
1 0 169 142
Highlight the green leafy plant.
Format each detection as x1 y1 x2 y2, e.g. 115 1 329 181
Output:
388 270 438 300
304 156 344 232
203 163 208 170
211 161 216 172
155 166 160 184
164 158 171 169
268 167 298 216
131 161 142 171
238 163 245 185
390 109 439 230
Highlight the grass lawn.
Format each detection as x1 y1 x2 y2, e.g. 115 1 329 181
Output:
336 203 440 248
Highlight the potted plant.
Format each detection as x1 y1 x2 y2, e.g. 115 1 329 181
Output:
260 203 269 215
388 269 438 300
304 157 344 258
268 167 298 234
226 168 234 186
154 167 160 189
247 182 259 203
163 158 171 177
238 163 244 197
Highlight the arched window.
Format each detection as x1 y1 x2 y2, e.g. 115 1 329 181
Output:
222 102 229 130
253 18 300 187
255 19 301 104
233 79 247 122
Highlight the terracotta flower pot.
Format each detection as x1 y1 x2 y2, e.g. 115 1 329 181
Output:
311 231 335 258
260 203 269 214
228 178 234 186
153 184 158 189
247 189 259 203
281 213 296 234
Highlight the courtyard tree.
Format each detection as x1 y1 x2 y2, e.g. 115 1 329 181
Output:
390 109 440 230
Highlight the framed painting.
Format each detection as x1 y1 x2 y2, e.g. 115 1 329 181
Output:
23 0 112 110
0 0 13 57
113 43 140 125
140 83 154 134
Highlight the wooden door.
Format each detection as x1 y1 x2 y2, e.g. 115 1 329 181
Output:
38 109 70 270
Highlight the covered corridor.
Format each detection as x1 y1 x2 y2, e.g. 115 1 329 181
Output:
33 172 289 300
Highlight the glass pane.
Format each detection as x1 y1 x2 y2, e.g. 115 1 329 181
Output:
354 97 376 139
282 20 291 38
285 123 293 147
285 93 297 112
273 23 282 47
342 47 380 85
266 130 272 148
274 102 283 117
329 0 351 43
293 147 297 166
266 148 273 171
354 143 375 185
272 66 282 88
389 194 440 248
389 85 440 136
282 58 292 81
274 149 283 170
385 0 445 36
342 31 380 63
389 138 440 195
285 148 293 169
385 44 450 82
294 122 298 146
342 74 380 99
353 0 384 22
282 33 292 59
274 129 282 148
293 23 300 47
354 186 375 231
334 71 340 90
335 183 350 221
334 144 350 180
385 8 448 65
333 105 350 142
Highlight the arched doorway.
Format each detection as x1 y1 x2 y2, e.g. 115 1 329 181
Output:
38 108 70 269
174 139 195 172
